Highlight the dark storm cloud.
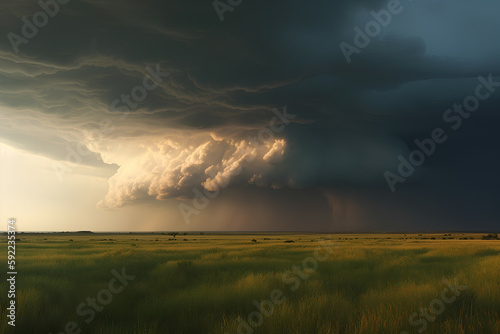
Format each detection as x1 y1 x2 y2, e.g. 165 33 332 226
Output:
1 0 499 230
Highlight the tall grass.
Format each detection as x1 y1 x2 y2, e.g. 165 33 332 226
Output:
0 234 498 333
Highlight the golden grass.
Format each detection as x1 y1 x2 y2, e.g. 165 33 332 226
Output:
0 233 498 333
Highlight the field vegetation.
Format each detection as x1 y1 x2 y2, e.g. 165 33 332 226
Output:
0 233 499 334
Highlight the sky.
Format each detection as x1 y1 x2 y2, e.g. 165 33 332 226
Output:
0 0 499 232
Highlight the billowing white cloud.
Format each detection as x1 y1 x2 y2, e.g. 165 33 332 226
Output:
91 133 287 208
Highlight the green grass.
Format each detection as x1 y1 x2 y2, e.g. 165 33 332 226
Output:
0 233 499 333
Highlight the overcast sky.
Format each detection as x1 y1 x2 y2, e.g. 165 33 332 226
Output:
1 0 499 232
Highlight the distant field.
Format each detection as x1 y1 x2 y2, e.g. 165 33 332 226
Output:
0 233 499 334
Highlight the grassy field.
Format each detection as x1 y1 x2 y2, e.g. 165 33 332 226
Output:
0 233 499 334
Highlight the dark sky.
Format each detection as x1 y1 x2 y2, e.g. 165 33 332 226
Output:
0 0 499 231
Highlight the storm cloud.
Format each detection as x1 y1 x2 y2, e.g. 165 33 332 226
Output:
1 0 499 231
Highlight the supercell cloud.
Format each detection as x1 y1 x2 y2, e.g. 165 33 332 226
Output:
1 0 499 230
